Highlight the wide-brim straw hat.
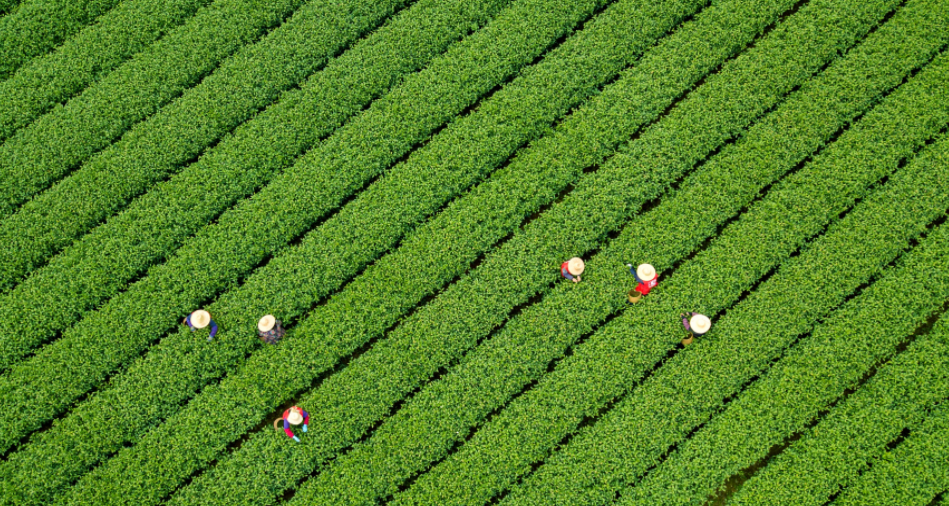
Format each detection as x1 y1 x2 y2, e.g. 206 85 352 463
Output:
568 257 585 275
286 409 303 425
637 263 656 281
690 314 711 334
258 314 276 332
190 310 211 329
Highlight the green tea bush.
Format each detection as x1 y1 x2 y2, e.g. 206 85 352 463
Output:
0 0 613 501
338 14 949 506
729 311 949 505
834 397 949 506
165 0 794 502
621 207 949 506
499 127 949 506
391 6 949 506
0 0 409 289
59 0 911 503
0 0 213 142
0 0 21 15
44 0 717 503
0 0 310 217
0 0 121 78
0 0 498 368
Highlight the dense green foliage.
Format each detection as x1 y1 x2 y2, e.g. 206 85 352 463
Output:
0 0 22 16
0 0 409 292
0 0 213 142
620 201 949 506
0 0 121 78
88 0 915 503
166 0 797 502
392 5 949 505
0 0 306 218
48 0 725 503
498 124 949 506
0 0 488 369
729 310 949 505
834 396 949 506
0 0 946 502
0 0 612 501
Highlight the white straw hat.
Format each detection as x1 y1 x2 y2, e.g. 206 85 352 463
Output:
568 257 585 275
690 314 711 334
258 315 276 332
190 310 211 329
286 408 303 425
636 263 656 281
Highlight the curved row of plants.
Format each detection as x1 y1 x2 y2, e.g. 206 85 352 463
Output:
497 107 949 506
620 201 949 506
729 307 949 506
0 0 410 290
0 0 121 78
0 0 501 368
0 0 214 142
0 0 618 501
162 0 800 502
0 0 311 219
388 5 949 505
834 393 949 506
43 0 718 503
60 0 902 502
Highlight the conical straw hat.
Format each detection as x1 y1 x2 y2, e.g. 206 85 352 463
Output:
258 315 276 332
286 408 303 425
190 310 211 329
636 263 656 281
568 257 585 275
690 314 711 334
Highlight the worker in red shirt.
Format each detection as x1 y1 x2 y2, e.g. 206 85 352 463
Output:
273 406 309 442
626 263 658 303
561 257 584 283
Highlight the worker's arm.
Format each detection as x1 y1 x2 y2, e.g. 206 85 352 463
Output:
302 410 309 432
208 320 218 339
681 313 692 331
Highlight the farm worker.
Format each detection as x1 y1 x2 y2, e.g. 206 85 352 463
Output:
258 314 286 344
626 263 658 303
182 309 217 341
274 406 309 442
679 312 711 346
561 257 584 283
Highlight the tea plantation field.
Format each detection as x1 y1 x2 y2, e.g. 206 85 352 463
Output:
0 0 947 504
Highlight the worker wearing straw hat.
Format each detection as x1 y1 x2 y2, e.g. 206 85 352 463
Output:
182 309 218 341
561 257 584 283
625 263 658 304
257 314 286 345
274 406 309 442
679 312 711 345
